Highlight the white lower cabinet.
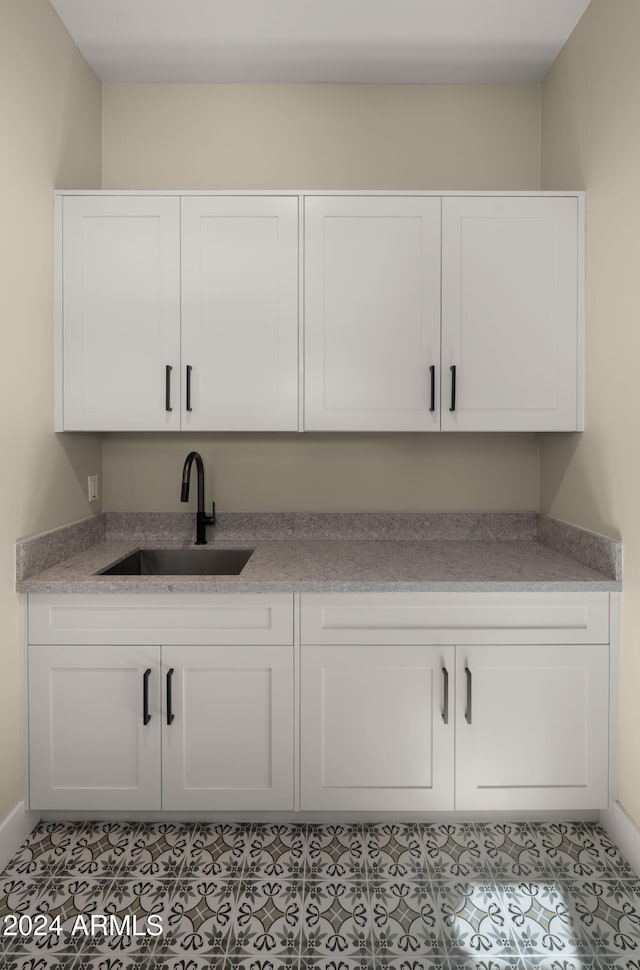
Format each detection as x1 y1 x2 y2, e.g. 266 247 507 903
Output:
29 643 293 812
454 643 610 811
299 592 612 813
299 641 609 813
300 644 454 811
27 591 612 814
27 594 295 812
161 645 293 811
29 645 162 811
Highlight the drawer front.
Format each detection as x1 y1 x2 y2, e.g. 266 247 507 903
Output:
28 593 294 645
300 592 610 645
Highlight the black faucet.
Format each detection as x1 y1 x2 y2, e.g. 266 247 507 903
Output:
180 451 216 545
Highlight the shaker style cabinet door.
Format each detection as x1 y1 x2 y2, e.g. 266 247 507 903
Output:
181 196 299 430
60 195 181 431
441 196 581 431
300 643 454 810
161 644 294 810
455 643 609 811
28 645 161 810
304 196 441 430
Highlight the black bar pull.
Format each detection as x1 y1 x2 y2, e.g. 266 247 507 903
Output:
186 365 193 412
165 365 173 412
450 365 457 412
166 668 175 725
143 668 151 725
441 665 449 724
464 665 472 724
429 365 436 413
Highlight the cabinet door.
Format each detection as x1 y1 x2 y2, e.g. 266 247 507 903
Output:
455 643 609 811
300 644 454 810
28 645 161 810
442 196 581 431
61 196 181 431
304 196 441 430
161 645 294 810
181 196 299 430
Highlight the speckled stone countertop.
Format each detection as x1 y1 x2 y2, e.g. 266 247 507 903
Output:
15 512 622 594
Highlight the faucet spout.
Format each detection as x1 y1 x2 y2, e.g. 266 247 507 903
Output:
180 451 216 545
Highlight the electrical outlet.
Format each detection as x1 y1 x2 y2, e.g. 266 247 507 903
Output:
87 474 99 503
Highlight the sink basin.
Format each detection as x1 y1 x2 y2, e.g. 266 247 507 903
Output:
99 548 254 576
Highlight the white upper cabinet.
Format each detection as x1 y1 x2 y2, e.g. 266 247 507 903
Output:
55 191 583 433
181 196 299 431
304 193 583 432
304 196 442 431
57 194 299 432
441 196 582 431
60 195 181 431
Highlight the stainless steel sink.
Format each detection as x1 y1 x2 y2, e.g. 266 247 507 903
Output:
99 548 254 576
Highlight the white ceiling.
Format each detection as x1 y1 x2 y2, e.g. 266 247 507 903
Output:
48 0 591 85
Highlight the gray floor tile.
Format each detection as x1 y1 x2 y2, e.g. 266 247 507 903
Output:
1 822 640 968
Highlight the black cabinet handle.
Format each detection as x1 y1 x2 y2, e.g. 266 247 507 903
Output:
441 665 449 724
143 668 151 725
165 365 173 412
450 365 457 412
465 665 472 724
186 365 193 412
166 668 175 725
429 365 436 413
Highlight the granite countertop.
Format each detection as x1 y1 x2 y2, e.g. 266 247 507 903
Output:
15 512 622 594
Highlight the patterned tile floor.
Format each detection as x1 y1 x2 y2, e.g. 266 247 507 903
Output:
1 820 640 969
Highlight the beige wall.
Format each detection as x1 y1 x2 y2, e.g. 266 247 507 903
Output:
103 432 540 512
0 0 102 820
101 82 542 513
541 0 640 823
102 83 540 190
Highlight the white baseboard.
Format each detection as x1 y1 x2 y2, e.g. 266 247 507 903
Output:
0 802 40 873
600 801 640 876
